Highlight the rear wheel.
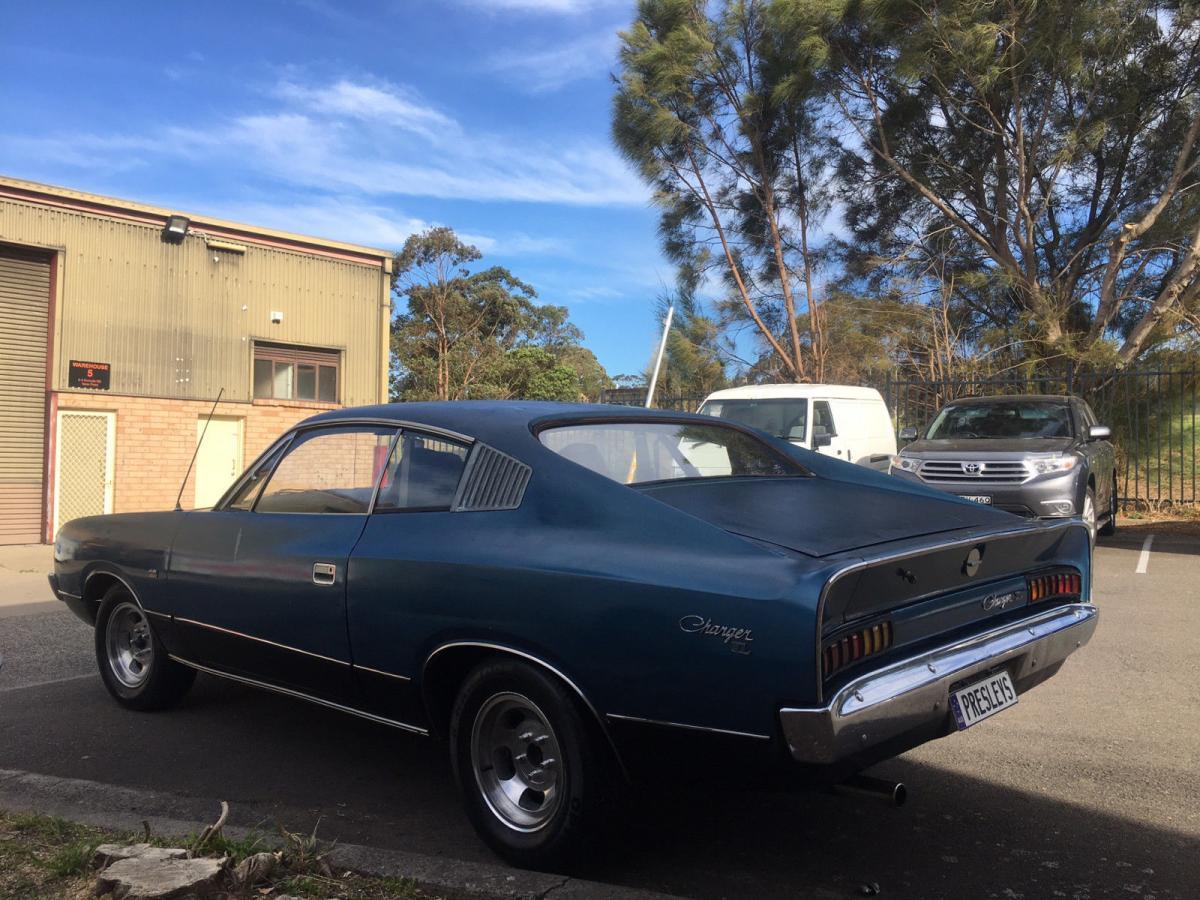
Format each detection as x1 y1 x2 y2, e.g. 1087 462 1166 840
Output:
1098 475 1118 537
95 586 194 710
449 659 608 869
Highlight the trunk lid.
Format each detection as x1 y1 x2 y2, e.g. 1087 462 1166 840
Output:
636 476 1012 558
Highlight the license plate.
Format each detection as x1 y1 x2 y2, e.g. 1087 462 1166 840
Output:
960 494 992 504
949 671 1017 730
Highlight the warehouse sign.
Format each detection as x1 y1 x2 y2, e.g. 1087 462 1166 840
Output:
68 360 111 390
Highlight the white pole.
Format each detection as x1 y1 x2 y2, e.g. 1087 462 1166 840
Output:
644 305 675 408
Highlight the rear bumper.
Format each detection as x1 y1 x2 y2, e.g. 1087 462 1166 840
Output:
779 603 1098 764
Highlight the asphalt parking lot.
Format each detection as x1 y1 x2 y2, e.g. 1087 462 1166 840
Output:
1 529 1197 900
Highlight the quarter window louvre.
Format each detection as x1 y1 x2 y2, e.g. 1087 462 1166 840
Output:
253 343 340 402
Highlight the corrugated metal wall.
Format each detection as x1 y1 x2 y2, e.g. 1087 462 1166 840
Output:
0 198 386 405
0 244 50 543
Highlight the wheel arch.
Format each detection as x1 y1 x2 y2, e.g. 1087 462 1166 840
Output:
77 569 141 623
421 641 629 782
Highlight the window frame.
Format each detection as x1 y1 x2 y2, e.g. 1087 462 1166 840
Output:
373 429 473 514
251 424 400 516
252 342 341 403
215 418 477 514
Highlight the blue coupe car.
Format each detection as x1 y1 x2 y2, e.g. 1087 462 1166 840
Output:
49 402 1097 866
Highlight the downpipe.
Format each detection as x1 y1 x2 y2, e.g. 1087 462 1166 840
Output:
833 774 908 807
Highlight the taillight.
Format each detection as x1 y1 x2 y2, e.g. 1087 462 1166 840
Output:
823 620 894 678
1027 570 1082 602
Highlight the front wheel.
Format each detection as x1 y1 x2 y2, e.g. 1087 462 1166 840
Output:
1082 487 1098 547
449 659 609 869
95 586 194 710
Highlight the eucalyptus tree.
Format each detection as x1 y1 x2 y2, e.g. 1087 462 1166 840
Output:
613 0 838 381
792 0 1200 365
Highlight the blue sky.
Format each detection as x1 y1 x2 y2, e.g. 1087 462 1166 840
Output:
0 0 669 377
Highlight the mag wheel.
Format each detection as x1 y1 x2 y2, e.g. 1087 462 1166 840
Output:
450 659 609 868
95 585 195 710
1082 487 1098 547
1098 475 1118 537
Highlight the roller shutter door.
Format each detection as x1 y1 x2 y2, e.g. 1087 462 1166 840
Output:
0 245 50 544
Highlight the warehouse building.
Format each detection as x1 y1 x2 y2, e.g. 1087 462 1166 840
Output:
0 175 393 545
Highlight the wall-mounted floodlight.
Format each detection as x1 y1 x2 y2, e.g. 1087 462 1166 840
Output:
163 214 190 244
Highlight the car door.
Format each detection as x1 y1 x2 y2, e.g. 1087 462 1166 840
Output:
1078 400 1117 509
345 429 472 725
811 400 849 461
166 423 397 703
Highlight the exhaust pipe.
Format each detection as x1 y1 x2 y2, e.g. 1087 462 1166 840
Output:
834 774 907 807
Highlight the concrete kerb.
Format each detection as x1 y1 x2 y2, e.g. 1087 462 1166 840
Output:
0 768 684 900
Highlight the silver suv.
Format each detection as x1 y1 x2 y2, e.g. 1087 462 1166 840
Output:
889 395 1117 543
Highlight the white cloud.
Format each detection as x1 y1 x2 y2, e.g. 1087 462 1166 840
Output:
486 30 619 92
10 75 645 208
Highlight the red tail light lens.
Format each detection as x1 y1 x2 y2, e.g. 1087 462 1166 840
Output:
823 620 893 679
1027 570 1081 603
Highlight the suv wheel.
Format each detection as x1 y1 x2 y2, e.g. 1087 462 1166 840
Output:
1098 475 1118 537
1082 487 1098 546
95 586 195 710
449 659 607 869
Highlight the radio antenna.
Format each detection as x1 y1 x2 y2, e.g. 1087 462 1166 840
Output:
176 388 224 511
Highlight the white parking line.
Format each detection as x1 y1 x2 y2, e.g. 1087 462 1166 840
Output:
1135 534 1156 574
0 673 94 694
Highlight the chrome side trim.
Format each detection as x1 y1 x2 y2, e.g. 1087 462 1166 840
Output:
782 603 1098 764
353 663 411 682
57 590 83 600
168 654 428 736
605 713 771 741
173 617 351 667
144 609 172 620
812 519 1088 702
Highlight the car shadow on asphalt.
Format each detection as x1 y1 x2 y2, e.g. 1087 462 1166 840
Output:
2 674 1195 900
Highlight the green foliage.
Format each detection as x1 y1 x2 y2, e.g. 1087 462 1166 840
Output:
614 0 1200 376
389 227 609 401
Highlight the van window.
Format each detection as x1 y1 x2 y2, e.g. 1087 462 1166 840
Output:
813 401 837 439
698 398 808 441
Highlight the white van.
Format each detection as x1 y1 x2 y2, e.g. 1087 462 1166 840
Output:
697 384 897 469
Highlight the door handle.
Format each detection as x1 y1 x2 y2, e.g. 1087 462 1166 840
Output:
312 562 337 585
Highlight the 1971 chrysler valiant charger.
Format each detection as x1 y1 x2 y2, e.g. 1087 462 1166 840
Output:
50 402 1098 866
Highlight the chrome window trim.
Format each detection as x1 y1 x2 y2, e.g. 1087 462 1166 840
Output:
173 616 351 667
812 519 1088 703
168 654 428 736
353 663 411 682
605 713 770 741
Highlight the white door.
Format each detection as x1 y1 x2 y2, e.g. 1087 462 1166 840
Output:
54 410 115 534
194 417 243 509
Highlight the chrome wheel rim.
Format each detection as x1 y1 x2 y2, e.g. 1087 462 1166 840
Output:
105 601 154 689
470 692 563 833
1083 493 1097 543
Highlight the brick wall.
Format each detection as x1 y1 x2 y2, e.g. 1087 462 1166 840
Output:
53 392 337 514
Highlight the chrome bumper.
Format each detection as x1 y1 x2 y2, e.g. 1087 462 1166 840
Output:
780 603 1098 764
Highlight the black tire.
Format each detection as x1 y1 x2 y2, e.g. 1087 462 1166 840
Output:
1098 475 1118 536
449 658 610 869
95 585 195 711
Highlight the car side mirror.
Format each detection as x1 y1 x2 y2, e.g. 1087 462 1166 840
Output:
1088 425 1111 440
899 426 918 442
813 433 833 448
788 425 807 443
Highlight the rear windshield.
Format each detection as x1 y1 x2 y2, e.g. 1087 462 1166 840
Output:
539 421 805 485
926 402 1073 440
698 398 808 441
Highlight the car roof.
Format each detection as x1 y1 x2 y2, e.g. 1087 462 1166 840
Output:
945 394 1073 406
703 384 883 401
300 400 716 445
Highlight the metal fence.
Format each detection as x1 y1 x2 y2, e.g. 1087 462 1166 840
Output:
886 365 1199 509
602 365 1200 509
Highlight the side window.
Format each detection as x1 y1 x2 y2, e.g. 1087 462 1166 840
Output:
256 426 396 514
375 432 470 512
813 401 837 438
226 442 289 511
